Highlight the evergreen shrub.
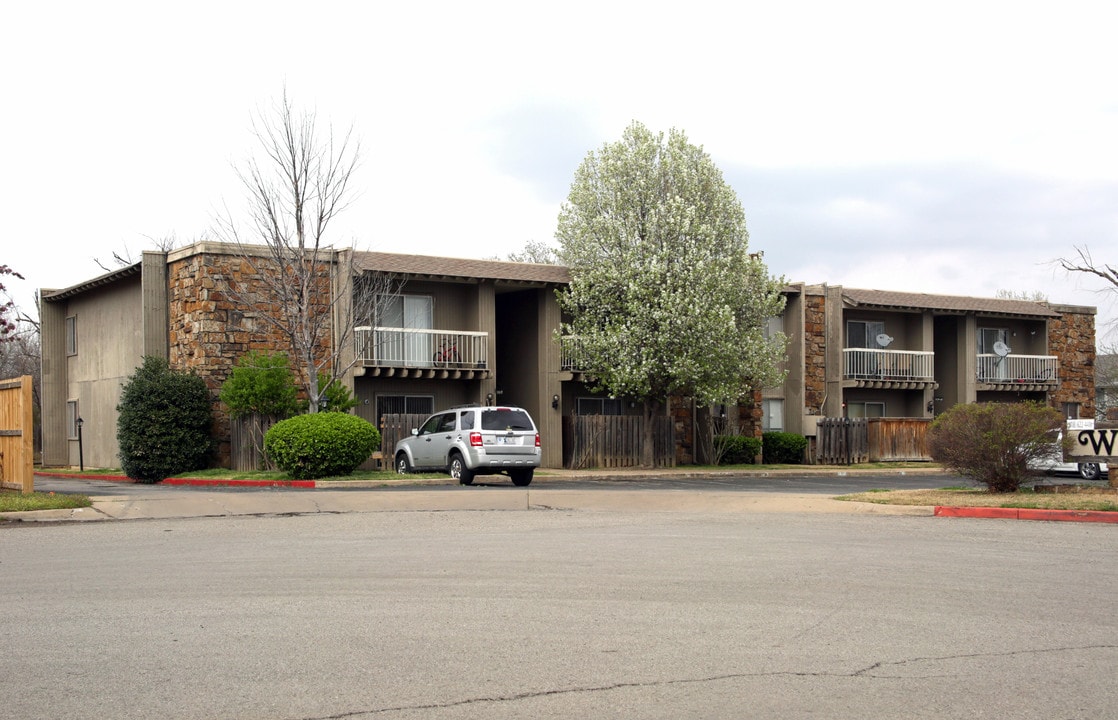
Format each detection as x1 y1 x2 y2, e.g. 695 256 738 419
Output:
762 431 807 464
117 356 214 483
264 413 380 480
714 435 762 465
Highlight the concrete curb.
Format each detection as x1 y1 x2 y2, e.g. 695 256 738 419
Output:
934 506 1118 523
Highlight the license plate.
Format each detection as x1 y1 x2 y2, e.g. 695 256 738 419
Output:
496 436 515 445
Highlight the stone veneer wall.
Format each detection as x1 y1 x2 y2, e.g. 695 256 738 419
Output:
167 251 334 465
1048 306 1096 418
669 390 763 466
803 291 827 414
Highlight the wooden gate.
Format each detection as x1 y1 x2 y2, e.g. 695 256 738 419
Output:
229 414 280 472
0 375 34 493
379 413 429 465
816 417 869 465
562 415 675 469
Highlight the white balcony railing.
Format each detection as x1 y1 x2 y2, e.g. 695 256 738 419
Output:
354 327 488 369
560 335 585 371
976 354 1058 384
844 348 935 381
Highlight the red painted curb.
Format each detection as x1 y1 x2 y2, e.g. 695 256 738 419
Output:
935 506 1019 519
1017 508 1118 524
935 506 1118 524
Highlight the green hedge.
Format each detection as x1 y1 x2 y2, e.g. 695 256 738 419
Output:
762 431 807 465
117 356 214 483
264 413 381 480
714 435 762 465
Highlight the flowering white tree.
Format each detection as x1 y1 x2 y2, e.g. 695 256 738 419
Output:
556 122 787 465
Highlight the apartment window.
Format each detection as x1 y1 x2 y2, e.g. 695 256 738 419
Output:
846 401 885 418
577 397 624 415
66 400 80 439
65 316 77 356
375 395 434 424
762 398 784 431
847 320 885 348
1063 402 1080 419
764 315 784 340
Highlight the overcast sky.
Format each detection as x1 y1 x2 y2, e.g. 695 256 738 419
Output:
5 1 1117 343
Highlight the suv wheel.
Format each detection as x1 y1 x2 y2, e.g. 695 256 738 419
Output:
449 454 474 485
510 469 533 487
395 453 411 475
1079 463 1101 481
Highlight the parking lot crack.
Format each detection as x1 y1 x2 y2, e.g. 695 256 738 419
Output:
294 644 1118 719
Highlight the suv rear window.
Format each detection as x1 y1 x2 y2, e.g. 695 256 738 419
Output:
481 409 534 431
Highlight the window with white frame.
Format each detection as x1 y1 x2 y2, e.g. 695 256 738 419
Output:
65 316 77 356
846 401 885 418
764 315 784 340
66 400 79 439
762 398 784 431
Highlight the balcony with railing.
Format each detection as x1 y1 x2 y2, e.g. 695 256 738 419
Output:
976 353 1058 389
560 335 585 372
353 326 489 378
843 348 935 388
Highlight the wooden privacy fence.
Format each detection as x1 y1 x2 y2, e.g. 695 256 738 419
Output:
230 414 280 472
232 413 422 472
816 417 932 465
817 417 868 465
563 415 675 469
866 418 932 462
0 375 34 494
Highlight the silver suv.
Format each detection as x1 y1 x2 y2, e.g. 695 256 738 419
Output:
393 405 541 486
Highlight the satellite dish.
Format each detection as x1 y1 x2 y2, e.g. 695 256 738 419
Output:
875 333 894 348
993 341 1011 357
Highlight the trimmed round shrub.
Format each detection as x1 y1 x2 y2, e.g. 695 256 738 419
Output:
762 431 808 465
117 356 215 483
264 413 380 480
714 435 762 465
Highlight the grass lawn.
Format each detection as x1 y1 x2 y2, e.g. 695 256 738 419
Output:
0 491 92 513
839 487 1118 512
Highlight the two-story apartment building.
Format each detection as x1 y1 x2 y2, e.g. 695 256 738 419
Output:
39 243 1098 471
766 283 1096 444
41 242 571 469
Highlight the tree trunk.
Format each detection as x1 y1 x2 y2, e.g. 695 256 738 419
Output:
640 397 663 467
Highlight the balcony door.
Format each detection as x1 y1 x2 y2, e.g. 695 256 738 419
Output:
379 295 433 366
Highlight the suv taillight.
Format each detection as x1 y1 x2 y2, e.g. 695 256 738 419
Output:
470 432 483 447
535 433 540 447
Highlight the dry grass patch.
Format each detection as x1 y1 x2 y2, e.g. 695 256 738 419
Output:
839 488 1118 512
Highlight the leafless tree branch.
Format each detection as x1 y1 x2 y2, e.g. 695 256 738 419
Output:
213 89 397 411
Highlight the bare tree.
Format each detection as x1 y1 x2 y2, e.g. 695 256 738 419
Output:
1059 246 1118 293
94 234 185 273
214 90 396 412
